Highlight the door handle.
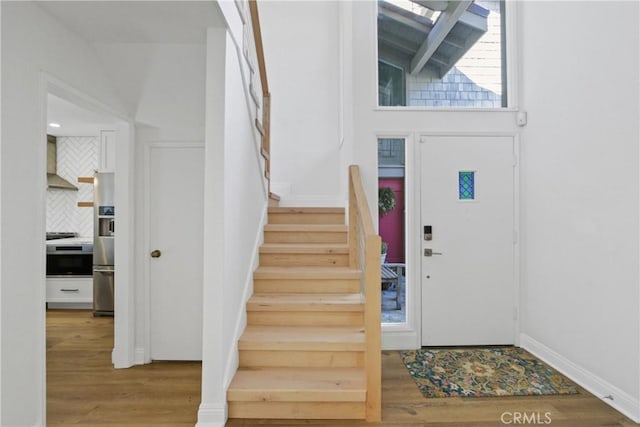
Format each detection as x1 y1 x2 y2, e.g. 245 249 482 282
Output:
150 249 162 258
424 248 443 257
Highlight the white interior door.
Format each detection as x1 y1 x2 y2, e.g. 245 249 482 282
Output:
148 143 204 360
420 135 516 346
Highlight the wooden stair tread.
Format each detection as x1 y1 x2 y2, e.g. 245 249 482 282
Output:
248 293 363 311
239 325 365 350
260 243 349 254
228 367 366 402
264 224 347 232
254 266 361 279
268 207 345 214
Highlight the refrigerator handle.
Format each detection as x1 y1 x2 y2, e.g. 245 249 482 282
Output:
93 267 114 273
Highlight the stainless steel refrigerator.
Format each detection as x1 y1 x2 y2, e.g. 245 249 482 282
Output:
93 172 115 316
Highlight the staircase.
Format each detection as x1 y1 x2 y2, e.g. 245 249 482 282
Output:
227 206 377 420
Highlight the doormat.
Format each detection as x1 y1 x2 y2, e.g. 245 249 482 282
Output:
400 347 578 398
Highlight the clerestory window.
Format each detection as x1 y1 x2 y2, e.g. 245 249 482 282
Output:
377 0 507 108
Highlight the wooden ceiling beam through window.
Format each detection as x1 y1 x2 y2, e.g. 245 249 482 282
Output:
409 0 472 75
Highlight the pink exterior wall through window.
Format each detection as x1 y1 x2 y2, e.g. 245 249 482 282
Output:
379 177 405 263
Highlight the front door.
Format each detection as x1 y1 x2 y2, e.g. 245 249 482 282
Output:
148 143 204 360
420 135 516 346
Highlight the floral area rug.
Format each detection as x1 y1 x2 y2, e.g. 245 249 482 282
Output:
400 347 578 398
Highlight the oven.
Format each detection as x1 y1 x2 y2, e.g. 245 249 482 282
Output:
46 242 93 277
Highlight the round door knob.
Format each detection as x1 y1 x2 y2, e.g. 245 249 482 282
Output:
150 249 162 258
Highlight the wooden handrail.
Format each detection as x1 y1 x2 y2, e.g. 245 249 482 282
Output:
248 0 278 203
348 165 382 422
248 1 268 96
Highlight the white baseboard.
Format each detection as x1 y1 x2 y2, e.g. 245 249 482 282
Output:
196 402 227 427
382 327 420 350
134 346 149 365
520 333 640 423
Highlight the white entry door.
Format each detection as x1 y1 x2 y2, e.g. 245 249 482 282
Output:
420 135 516 346
148 143 204 360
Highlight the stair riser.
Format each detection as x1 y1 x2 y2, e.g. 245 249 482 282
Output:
268 213 345 225
264 231 347 244
259 253 349 267
253 279 360 294
228 401 365 419
248 311 364 326
239 350 364 368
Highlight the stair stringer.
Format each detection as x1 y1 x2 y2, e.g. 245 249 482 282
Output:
222 203 269 390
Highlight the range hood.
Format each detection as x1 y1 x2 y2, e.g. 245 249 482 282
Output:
47 135 78 191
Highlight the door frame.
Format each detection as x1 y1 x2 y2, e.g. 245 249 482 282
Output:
140 140 205 363
379 133 422 350
39 73 135 423
417 131 521 347
41 74 136 367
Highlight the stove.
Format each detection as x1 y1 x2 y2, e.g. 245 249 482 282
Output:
46 232 77 241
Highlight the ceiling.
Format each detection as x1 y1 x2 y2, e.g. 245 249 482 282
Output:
47 94 118 137
38 1 226 135
35 1 225 44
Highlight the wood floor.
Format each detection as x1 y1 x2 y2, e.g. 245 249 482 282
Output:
47 310 637 426
47 310 201 426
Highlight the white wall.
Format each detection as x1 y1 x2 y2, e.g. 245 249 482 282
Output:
260 1 342 205
92 42 208 362
0 3 126 425
519 1 640 420
94 43 207 137
198 17 268 425
348 2 640 418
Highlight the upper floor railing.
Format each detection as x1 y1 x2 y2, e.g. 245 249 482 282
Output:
248 0 278 204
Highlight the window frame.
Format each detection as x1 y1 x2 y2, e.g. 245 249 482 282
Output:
374 0 520 112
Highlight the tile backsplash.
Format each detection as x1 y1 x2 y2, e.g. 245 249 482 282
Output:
46 136 98 237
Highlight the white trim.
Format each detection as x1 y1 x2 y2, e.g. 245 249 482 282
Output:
134 347 146 366
376 133 421 350
0 3 2 420
521 334 640 423
42 73 129 123
196 402 228 427
222 203 268 388
41 73 136 370
112 120 135 369
375 106 519 113
505 0 520 110
512 134 521 346
382 329 420 350
37 69 49 427
38 74 134 423
141 141 205 363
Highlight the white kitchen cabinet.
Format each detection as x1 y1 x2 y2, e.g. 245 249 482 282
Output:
46 277 93 309
99 130 116 172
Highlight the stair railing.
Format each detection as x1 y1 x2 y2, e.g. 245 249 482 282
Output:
248 0 279 204
348 165 382 422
